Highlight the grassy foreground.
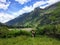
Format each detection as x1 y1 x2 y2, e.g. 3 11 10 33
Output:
0 35 60 45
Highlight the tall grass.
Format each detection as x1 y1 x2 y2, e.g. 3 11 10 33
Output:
0 35 60 45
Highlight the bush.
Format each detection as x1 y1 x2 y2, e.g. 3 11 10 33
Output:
8 30 31 37
0 27 32 38
0 27 9 38
16 30 31 36
36 25 58 35
56 24 60 33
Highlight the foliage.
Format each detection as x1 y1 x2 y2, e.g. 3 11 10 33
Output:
36 24 60 38
3 30 31 38
0 36 60 45
0 27 9 38
14 30 31 36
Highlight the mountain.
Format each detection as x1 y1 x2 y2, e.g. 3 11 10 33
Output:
6 2 60 27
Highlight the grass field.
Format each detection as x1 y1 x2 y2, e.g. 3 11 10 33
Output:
0 35 60 45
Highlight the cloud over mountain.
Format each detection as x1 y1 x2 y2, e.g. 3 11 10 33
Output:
0 0 60 23
0 12 15 23
13 0 60 16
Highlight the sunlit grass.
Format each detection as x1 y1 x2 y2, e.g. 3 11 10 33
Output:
0 35 60 45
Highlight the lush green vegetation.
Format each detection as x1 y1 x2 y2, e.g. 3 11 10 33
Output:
0 26 60 45
0 2 60 45
0 26 31 38
0 35 60 45
36 24 60 38
0 27 9 38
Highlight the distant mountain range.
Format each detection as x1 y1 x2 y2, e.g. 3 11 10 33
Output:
6 2 60 27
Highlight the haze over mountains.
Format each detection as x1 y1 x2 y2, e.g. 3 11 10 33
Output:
6 2 60 27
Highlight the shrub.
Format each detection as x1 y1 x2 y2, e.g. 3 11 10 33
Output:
0 27 9 38
8 30 31 37
36 25 58 35
18 30 31 36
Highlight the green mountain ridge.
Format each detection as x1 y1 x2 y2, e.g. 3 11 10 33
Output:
6 2 60 28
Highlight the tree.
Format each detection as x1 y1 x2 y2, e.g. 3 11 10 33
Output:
0 27 9 38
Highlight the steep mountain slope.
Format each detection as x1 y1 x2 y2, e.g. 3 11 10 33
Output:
6 2 60 27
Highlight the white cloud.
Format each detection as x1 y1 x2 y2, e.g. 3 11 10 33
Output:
40 0 60 9
0 0 10 10
13 10 25 16
0 0 6 3
12 0 60 17
47 0 60 4
0 2 10 10
12 1 48 16
13 6 34 17
15 0 31 4
0 13 15 23
22 6 34 12
33 1 48 9
32 0 60 9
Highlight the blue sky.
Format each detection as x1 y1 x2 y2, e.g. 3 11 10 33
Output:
0 0 60 23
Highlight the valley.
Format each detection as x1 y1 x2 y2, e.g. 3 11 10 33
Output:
0 2 60 45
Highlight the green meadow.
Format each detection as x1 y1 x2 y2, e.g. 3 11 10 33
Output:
0 35 60 45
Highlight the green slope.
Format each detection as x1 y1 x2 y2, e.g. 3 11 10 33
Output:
6 2 60 27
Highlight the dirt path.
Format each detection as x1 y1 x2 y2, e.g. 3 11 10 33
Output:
9 28 33 31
